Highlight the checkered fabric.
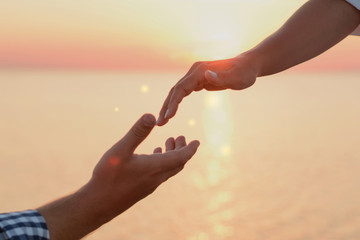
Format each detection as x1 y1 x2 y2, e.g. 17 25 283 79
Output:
0 210 49 240
346 0 360 35
346 0 360 10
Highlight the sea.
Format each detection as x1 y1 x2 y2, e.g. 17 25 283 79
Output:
1 70 360 240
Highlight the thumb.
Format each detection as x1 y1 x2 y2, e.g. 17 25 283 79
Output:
205 69 244 90
114 114 156 155
204 70 224 87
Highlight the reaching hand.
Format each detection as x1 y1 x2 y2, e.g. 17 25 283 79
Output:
89 113 200 220
156 56 259 126
38 113 200 240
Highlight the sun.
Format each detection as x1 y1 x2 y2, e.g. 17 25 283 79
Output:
188 6 245 60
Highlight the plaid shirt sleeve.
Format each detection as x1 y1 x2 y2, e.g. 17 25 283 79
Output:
0 210 49 240
346 0 360 35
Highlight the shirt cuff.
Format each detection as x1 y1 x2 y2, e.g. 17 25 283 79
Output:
345 0 360 35
346 0 360 10
0 210 49 240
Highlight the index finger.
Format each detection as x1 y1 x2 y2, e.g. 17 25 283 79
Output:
157 62 207 126
158 72 203 126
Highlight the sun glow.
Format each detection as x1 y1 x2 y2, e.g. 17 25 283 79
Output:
0 0 320 70
202 91 234 183
190 13 244 60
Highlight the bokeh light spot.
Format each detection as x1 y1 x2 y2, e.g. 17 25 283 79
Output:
141 85 149 93
188 119 196 127
220 145 232 156
206 94 220 108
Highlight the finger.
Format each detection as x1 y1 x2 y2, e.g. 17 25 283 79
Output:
159 63 210 125
216 69 241 89
165 137 175 152
153 147 162 154
153 140 200 171
175 136 186 150
112 114 156 155
204 70 224 87
157 88 174 126
178 140 200 161
157 62 208 126
165 74 200 120
207 67 253 90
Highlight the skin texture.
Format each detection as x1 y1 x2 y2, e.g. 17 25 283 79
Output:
156 0 360 126
37 114 200 240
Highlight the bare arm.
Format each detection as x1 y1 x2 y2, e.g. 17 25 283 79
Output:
157 0 360 126
243 0 360 76
37 114 200 240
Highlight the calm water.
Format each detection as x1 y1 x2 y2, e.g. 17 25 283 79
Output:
1 70 360 240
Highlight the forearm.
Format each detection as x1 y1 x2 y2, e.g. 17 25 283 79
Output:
37 182 113 240
240 0 360 77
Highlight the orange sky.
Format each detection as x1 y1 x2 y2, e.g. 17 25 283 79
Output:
0 0 359 71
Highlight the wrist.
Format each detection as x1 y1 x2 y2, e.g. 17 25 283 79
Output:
77 180 120 225
236 50 264 77
83 177 138 223
36 182 113 240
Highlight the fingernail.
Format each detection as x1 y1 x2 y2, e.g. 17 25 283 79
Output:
164 109 170 119
207 70 218 79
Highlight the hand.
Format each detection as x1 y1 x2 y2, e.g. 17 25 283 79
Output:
88 113 200 221
156 56 259 126
38 114 200 240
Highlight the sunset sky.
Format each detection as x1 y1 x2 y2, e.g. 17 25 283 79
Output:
0 0 359 71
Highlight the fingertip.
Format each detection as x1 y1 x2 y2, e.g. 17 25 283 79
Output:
175 135 186 142
156 118 169 127
189 140 200 149
164 107 177 121
175 135 186 150
142 114 156 128
180 140 200 160
153 147 162 154
165 137 176 152
166 136 175 142
114 113 156 155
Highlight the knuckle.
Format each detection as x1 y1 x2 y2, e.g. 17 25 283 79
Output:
174 85 186 98
198 62 209 71
131 126 148 138
176 135 185 141
193 61 208 67
174 83 192 98
174 83 184 91
192 61 202 67
168 86 175 94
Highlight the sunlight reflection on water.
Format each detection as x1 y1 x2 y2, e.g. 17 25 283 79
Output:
197 92 235 239
1 71 360 240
